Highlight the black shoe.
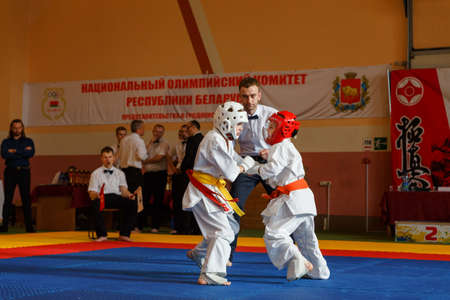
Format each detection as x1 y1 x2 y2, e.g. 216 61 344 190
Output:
26 228 36 233
0 225 8 232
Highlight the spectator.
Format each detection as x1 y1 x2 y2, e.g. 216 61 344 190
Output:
119 120 147 194
168 125 189 234
119 120 147 232
173 125 189 170
179 120 203 234
142 124 170 233
111 126 127 167
0 119 35 233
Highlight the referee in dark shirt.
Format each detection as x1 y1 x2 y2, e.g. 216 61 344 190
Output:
0 119 35 233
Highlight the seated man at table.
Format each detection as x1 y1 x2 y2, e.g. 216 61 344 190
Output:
88 146 137 242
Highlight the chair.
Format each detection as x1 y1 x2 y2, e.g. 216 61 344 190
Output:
88 208 120 239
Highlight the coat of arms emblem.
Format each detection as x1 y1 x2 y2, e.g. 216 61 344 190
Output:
42 88 66 120
331 72 369 112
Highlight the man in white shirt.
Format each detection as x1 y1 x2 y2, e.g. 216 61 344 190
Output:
229 77 278 262
119 120 147 193
88 146 137 242
142 124 170 233
173 125 188 170
111 126 127 167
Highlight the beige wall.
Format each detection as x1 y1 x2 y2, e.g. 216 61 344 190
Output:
0 0 30 129
27 0 200 82
414 0 450 48
11 0 401 155
202 0 406 72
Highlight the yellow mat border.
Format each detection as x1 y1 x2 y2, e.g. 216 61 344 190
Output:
0 231 448 255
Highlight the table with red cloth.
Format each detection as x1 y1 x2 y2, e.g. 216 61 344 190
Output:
31 184 91 208
31 184 91 230
381 191 450 226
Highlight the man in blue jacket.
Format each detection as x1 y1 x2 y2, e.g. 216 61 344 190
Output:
0 119 35 233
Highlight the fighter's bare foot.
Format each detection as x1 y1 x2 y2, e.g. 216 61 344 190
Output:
305 260 313 272
287 256 313 281
187 250 204 268
197 277 207 285
226 260 232 267
197 277 231 286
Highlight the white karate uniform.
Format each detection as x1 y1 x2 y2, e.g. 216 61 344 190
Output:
183 129 243 276
258 138 330 280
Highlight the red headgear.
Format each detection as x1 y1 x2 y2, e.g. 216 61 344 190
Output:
265 111 300 145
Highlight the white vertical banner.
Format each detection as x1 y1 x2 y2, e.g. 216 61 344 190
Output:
23 65 389 126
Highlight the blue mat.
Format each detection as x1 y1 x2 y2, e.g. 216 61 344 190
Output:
0 247 449 299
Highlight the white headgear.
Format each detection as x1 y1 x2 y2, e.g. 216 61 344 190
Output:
214 101 248 140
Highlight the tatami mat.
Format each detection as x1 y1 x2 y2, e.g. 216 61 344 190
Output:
0 231 448 255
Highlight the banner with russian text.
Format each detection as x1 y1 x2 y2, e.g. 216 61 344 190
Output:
389 68 450 190
23 65 388 126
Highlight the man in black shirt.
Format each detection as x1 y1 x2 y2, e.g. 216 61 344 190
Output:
0 119 35 233
180 120 203 174
178 120 203 234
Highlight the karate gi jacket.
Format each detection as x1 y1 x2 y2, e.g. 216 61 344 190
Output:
259 138 317 217
182 130 244 214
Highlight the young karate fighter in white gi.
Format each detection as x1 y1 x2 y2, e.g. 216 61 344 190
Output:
247 111 330 281
183 102 255 286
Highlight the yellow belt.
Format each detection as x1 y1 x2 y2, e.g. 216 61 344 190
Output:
191 170 245 217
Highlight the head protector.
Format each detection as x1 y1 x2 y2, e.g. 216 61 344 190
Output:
214 101 248 140
266 111 300 145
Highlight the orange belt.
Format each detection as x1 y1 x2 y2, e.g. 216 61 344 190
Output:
262 178 309 200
